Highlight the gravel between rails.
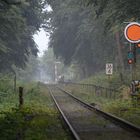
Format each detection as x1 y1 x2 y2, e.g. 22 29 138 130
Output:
50 87 140 140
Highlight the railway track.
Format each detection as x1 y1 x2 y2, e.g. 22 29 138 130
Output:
47 85 140 140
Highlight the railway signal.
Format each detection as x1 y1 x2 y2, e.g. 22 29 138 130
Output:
124 22 140 64
124 23 140 81
128 59 133 64
124 22 140 43
127 51 134 64
136 43 140 48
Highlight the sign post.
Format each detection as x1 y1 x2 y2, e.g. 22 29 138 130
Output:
106 63 113 75
106 63 113 86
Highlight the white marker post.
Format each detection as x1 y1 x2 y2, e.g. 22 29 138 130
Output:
106 63 113 75
106 63 113 85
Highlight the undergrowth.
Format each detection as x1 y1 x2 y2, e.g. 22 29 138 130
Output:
0 81 71 140
62 82 140 127
80 71 132 89
0 105 69 140
102 99 140 126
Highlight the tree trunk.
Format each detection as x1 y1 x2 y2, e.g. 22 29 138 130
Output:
115 32 125 82
115 32 125 70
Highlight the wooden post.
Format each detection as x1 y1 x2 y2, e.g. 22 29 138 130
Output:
14 74 16 93
108 75 112 87
19 87 24 108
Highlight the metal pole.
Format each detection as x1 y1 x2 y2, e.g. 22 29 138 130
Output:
133 43 137 80
129 43 133 80
130 43 137 80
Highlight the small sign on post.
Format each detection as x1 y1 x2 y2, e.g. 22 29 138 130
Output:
106 63 113 75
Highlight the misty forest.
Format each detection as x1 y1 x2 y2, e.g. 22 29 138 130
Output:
0 0 140 140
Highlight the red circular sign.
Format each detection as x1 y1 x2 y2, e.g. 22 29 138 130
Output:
124 22 140 43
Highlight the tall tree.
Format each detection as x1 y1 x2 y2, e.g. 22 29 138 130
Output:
0 0 47 72
46 0 117 78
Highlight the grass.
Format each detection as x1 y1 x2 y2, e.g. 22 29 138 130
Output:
0 81 71 140
61 84 121 103
80 71 132 89
101 98 140 125
0 106 67 140
80 72 140 127
61 81 140 127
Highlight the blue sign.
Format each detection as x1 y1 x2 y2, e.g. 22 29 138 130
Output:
128 51 134 59
137 48 140 54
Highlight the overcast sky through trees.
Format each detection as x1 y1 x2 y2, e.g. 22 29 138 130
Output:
34 29 49 57
34 5 52 57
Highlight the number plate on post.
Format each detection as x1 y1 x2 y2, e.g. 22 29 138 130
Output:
106 63 113 75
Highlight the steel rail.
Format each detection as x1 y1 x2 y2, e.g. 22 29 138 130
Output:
47 86 81 140
59 82 119 92
58 87 140 136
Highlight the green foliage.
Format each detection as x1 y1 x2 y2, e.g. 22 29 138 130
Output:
103 99 140 126
16 55 41 82
0 74 14 93
81 72 110 86
81 70 137 89
0 106 69 140
63 83 140 126
0 0 47 72
0 82 70 140
85 0 140 31
46 0 140 80
46 0 121 79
